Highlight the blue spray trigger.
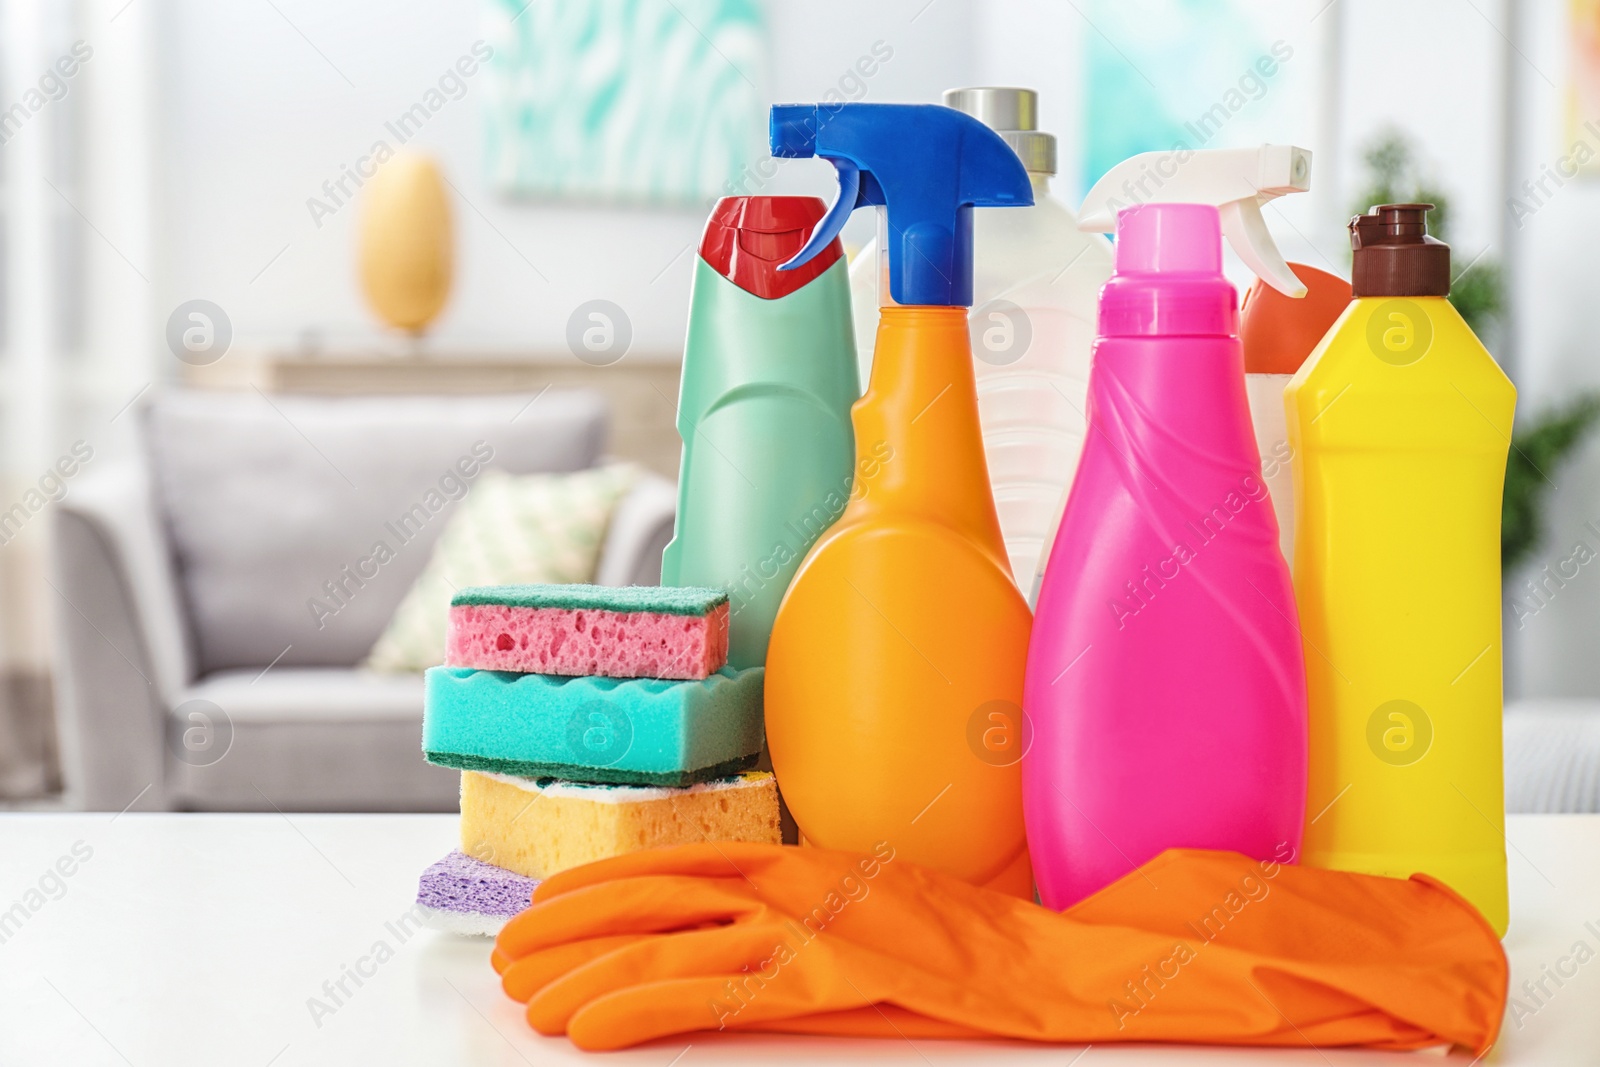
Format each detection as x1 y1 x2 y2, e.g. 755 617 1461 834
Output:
767 102 1031 306
778 162 887 272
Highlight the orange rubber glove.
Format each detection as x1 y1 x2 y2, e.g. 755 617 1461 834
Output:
492 842 1506 1054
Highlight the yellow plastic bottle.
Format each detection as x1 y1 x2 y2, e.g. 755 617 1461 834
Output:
762 101 1035 897
1287 204 1513 934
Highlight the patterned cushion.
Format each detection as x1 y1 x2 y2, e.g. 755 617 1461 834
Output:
364 464 638 672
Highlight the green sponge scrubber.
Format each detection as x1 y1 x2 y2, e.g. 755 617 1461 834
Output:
450 584 727 614
422 666 764 787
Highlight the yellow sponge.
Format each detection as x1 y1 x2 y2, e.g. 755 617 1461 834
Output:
459 770 780 879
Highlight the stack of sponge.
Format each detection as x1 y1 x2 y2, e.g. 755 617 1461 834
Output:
415 583 779 935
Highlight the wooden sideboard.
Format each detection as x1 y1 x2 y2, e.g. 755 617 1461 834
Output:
184 349 684 479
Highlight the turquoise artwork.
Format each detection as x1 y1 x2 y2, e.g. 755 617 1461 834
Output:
1079 0 1309 203
483 0 766 205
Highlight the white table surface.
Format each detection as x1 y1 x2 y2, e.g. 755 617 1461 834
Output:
0 813 1594 1066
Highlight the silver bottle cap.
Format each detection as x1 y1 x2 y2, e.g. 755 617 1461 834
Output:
942 87 1056 176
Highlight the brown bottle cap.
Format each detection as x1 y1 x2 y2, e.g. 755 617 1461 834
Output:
1239 262 1353 374
1349 203 1450 298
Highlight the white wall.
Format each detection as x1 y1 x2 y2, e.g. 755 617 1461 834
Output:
1332 2 1507 261
151 0 1522 359
155 0 978 359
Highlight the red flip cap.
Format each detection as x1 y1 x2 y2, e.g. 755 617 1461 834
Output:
698 196 842 300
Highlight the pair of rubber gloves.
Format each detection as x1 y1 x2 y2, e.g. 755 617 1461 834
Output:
492 841 1507 1054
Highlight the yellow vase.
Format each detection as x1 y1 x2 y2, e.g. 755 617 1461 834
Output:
359 153 453 334
1286 206 1514 935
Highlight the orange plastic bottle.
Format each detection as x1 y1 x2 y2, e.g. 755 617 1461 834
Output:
763 103 1035 895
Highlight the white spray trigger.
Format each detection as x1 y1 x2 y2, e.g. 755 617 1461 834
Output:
1077 145 1312 297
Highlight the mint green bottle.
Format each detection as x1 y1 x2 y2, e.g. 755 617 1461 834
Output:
661 196 859 669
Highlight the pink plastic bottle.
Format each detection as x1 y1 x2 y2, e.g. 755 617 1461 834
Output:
1022 202 1307 910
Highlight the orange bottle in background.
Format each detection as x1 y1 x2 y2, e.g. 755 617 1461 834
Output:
1239 262 1353 566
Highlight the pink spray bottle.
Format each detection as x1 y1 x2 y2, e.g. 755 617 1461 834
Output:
1023 146 1313 909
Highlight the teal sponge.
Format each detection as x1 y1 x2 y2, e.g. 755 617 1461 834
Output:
422 666 764 787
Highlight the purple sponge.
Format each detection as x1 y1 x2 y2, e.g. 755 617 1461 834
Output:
415 850 540 937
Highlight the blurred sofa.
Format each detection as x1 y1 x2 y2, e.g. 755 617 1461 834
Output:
50 389 676 813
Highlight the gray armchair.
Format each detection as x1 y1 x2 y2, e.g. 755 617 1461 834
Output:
51 389 676 813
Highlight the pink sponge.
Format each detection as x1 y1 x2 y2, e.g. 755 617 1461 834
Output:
446 584 728 680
